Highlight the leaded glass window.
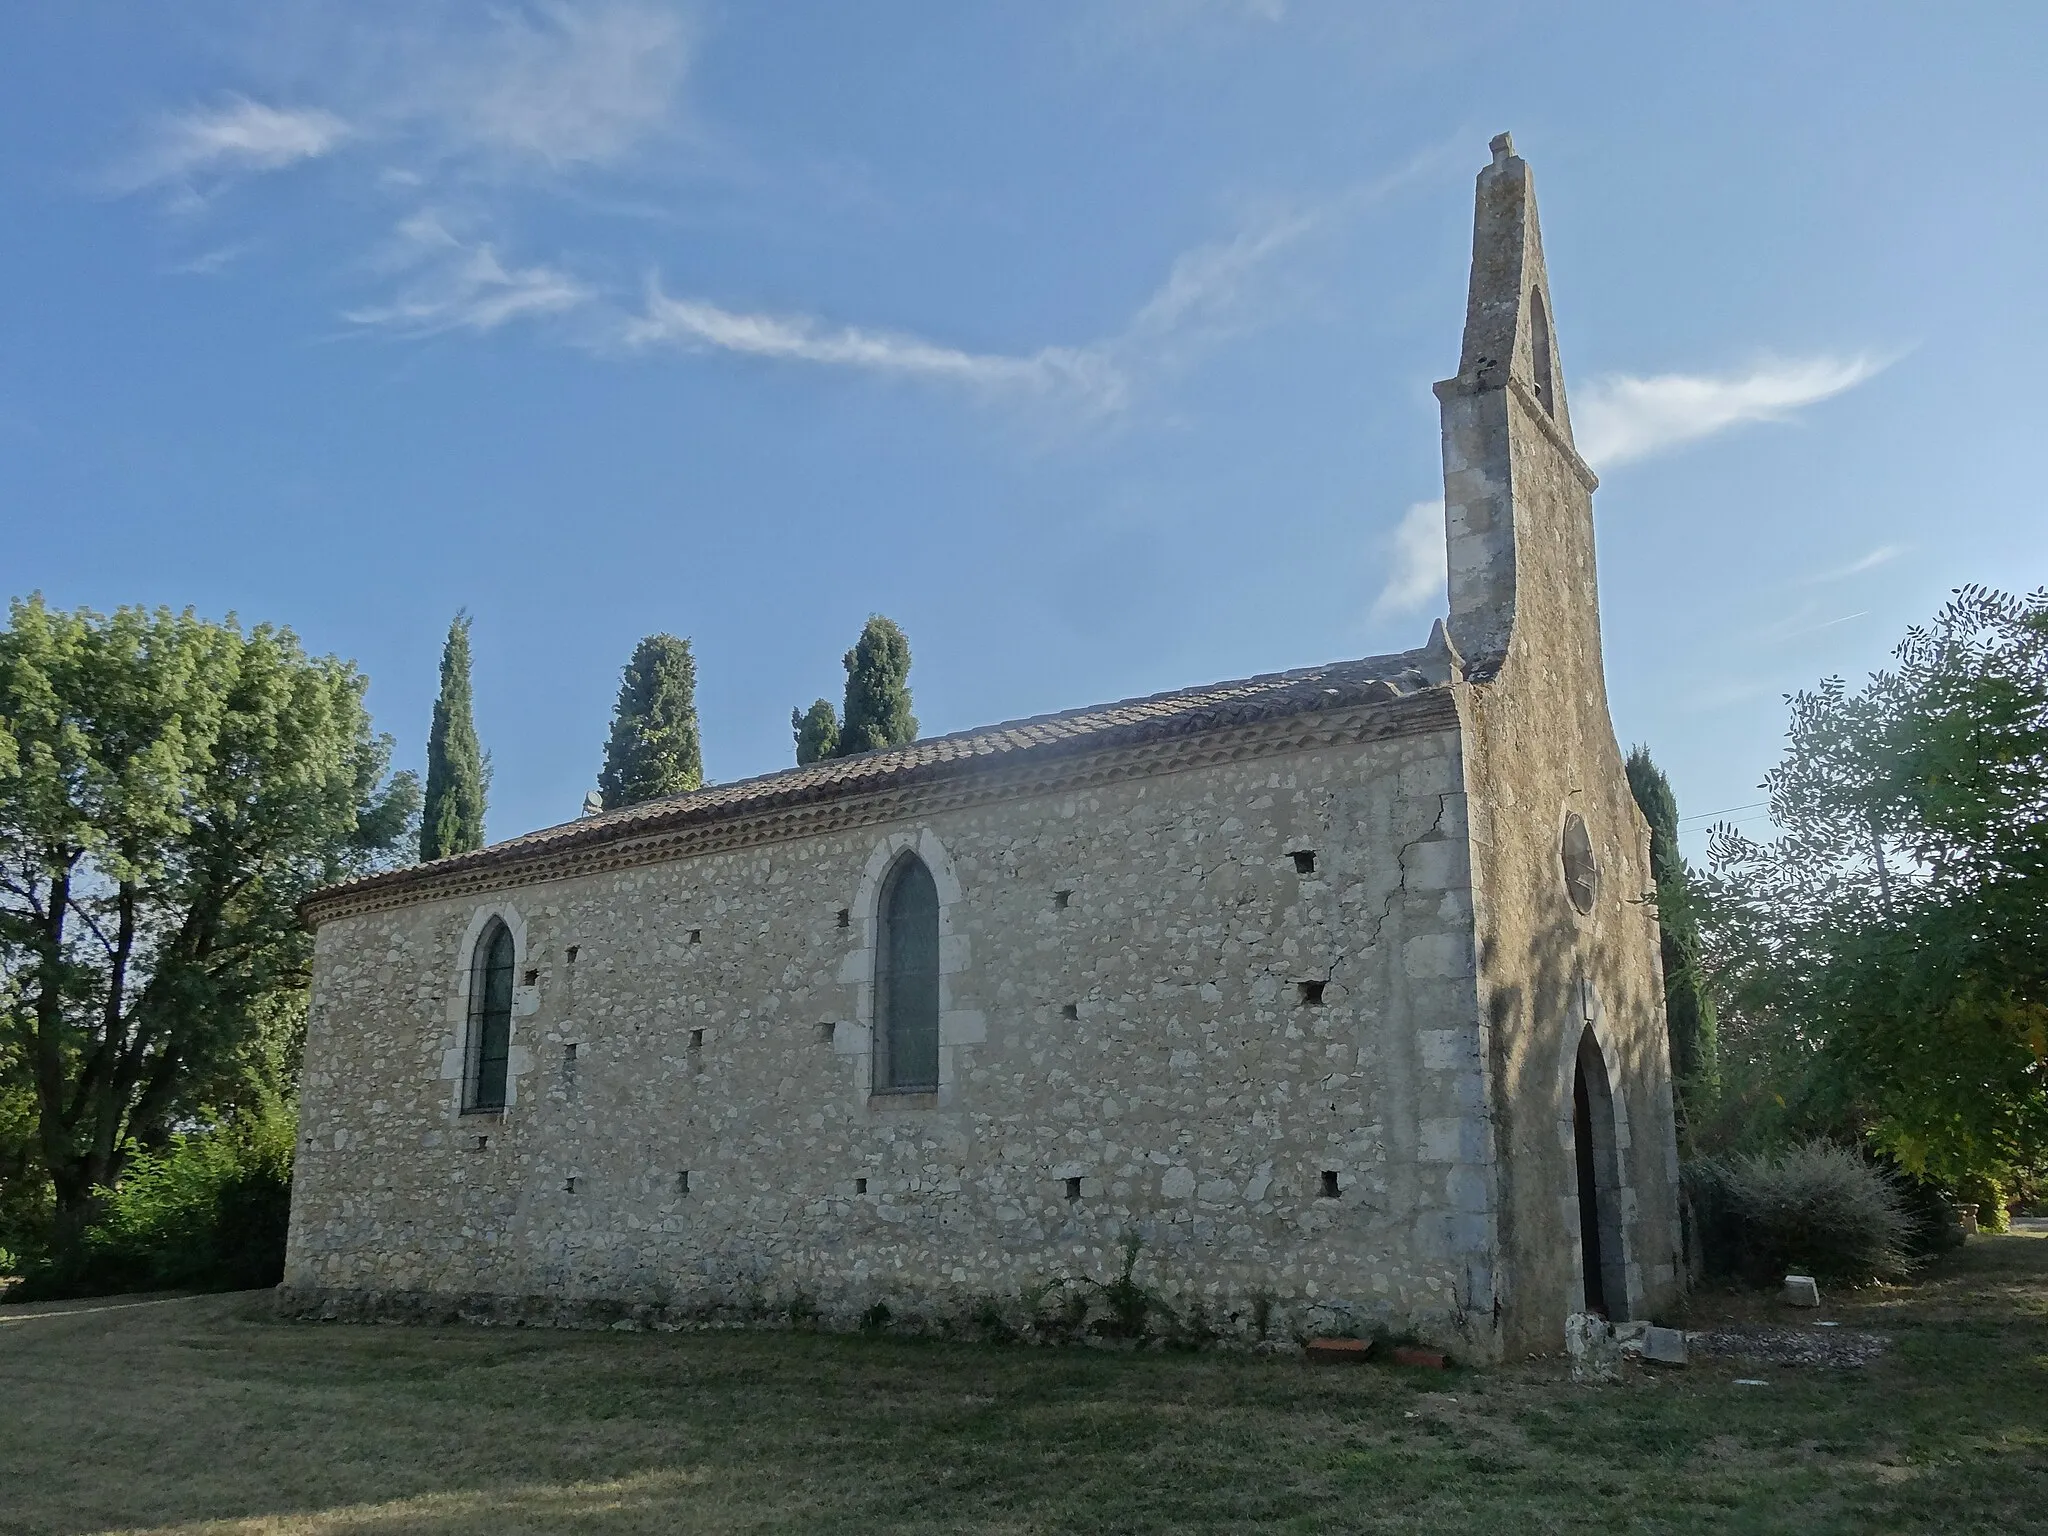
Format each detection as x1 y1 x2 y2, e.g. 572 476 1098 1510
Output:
465 919 515 1110
875 855 940 1092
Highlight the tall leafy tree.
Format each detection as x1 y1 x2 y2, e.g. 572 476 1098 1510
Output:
837 616 918 756
420 612 487 860
1707 586 2048 1188
599 634 704 809
1625 745 1719 1108
0 597 418 1252
792 699 839 766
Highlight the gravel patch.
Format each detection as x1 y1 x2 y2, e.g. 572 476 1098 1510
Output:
1688 1325 1890 1368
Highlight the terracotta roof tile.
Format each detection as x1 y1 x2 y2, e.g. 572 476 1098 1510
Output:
304 639 1453 917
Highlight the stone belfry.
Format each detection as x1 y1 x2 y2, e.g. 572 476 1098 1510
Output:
1433 131 1604 684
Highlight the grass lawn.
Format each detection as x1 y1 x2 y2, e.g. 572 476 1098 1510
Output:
3 1234 2045 1535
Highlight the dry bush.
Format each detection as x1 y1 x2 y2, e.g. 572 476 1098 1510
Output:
1689 1141 1914 1285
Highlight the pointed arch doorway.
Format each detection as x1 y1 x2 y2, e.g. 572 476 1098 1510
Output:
1572 1027 1627 1319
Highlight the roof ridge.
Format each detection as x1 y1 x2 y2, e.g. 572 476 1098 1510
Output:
303 642 1449 915
523 647 1429 837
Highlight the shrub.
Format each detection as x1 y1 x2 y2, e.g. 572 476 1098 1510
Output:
11 1107 294 1301
1892 1170 1966 1260
1685 1141 1913 1285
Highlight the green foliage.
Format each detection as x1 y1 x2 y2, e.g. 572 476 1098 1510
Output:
791 698 839 767
1625 744 1720 1108
11 1103 295 1299
837 616 917 756
598 634 704 809
421 612 488 860
0 1054 48 1271
1032 1234 1180 1342
1705 586 2048 1191
0 595 416 1250
1685 1141 1912 1285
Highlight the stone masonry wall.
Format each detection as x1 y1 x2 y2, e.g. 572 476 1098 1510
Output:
1434 134 1685 1355
284 721 1510 1356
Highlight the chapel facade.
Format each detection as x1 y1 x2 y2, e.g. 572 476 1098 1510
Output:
282 136 1683 1361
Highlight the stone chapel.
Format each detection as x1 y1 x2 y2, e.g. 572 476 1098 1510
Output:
283 135 1684 1361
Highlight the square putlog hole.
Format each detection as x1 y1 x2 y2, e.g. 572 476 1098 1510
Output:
1298 980 1326 1007
689 1028 705 1050
1320 1170 1341 1198
855 1177 868 1195
1291 850 1318 875
815 1022 837 1044
678 1170 691 1195
836 908 851 929
1053 889 1072 909
1065 1176 1083 1202
1060 1003 1079 1021
688 928 703 945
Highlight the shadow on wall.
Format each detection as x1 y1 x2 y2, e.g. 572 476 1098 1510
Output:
1477 885 1667 1334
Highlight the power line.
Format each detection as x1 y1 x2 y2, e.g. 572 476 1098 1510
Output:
1679 800 1767 824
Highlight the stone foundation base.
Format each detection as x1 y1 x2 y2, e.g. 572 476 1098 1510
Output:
274 1283 1488 1358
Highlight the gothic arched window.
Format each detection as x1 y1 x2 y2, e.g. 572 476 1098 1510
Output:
875 854 940 1092
465 919 516 1111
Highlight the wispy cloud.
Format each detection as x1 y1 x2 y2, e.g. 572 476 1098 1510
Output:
403 2 694 168
112 6 1346 419
120 98 350 190
1803 544 1903 584
170 242 252 276
116 4 691 200
1371 499 1446 619
623 289 1126 405
1126 212 1316 344
345 214 590 335
618 207 1316 411
1574 355 1887 469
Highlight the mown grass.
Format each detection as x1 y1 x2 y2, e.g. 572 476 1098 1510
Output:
3 1234 2044 1535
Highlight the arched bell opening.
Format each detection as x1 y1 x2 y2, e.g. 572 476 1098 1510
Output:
1530 288 1558 417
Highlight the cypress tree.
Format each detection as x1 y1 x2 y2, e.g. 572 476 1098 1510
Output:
421 612 489 861
837 615 918 756
599 633 704 809
1625 744 1719 1105
792 699 839 766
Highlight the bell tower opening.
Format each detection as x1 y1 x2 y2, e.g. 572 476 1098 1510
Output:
1530 289 1556 416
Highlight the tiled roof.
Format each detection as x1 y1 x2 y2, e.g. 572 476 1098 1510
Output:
304 638 1453 917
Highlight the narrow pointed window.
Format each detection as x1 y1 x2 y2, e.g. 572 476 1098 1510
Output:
875 855 940 1092
465 919 515 1110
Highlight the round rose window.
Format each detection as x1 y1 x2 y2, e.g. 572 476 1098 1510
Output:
1561 812 1599 915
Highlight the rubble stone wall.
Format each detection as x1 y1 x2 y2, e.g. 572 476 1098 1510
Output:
284 718 1514 1354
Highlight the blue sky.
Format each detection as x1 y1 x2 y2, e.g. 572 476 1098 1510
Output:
4 3 2044 858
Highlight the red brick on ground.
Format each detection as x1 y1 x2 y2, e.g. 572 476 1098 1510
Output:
1390 1345 1449 1369
1305 1337 1374 1364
